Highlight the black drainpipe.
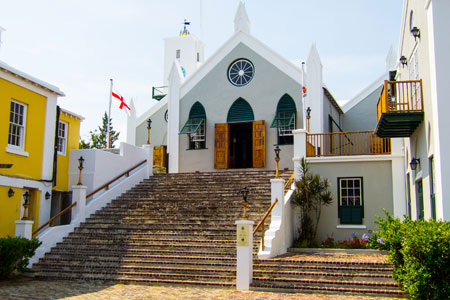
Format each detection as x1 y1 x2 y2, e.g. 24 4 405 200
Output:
52 106 61 187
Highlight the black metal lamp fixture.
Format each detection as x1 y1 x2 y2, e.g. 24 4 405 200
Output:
410 158 420 171
147 118 152 144
8 188 14 198
400 56 408 67
306 107 311 118
411 26 420 41
274 145 281 179
77 156 85 185
45 191 51 200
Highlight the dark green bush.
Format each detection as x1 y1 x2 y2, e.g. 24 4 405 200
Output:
374 211 450 300
0 236 41 278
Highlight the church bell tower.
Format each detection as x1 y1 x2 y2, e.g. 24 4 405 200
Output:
163 20 205 85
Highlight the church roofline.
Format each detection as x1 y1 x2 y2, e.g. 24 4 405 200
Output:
180 30 303 98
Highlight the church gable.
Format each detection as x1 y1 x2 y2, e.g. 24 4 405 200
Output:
179 42 303 126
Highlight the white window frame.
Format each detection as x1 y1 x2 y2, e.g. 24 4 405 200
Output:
338 177 363 207
57 120 68 155
277 111 296 136
189 119 206 149
8 99 27 151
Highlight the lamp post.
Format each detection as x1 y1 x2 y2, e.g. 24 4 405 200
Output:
274 145 281 179
306 107 311 132
147 118 152 145
240 187 249 220
8 188 14 198
77 156 85 186
22 191 30 220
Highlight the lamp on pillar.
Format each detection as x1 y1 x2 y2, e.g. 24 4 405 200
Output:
22 191 30 220
240 187 249 220
77 156 85 185
306 107 311 132
274 145 281 179
147 118 152 145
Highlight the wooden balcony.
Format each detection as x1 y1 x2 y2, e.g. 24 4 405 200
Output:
375 80 424 137
306 131 391 157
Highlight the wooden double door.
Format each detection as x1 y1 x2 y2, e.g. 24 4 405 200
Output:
214 120 265 169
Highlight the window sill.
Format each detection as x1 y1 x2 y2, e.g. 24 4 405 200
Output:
6 146 29 157
336 225 366 229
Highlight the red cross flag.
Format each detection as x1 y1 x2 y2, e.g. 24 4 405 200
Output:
112 88 131 116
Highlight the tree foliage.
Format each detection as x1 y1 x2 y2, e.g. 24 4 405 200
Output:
292 158 333 247
79 112 119 149
0 236 41 278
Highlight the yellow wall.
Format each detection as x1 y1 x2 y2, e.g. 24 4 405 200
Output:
54 113 81 191
0 187 40 237
0 186 21 237
0 78 47 180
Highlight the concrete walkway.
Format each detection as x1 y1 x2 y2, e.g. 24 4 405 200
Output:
0 279 406 300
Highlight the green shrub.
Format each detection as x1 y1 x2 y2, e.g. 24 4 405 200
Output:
374 211 450 300
0 236 41 278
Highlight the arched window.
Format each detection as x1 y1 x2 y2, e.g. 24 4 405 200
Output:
270 94 296 145
179 102 206 149
227 98 254 123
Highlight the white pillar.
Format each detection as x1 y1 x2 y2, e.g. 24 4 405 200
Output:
71 185 87 222
235 219 254 290
15 220 34 239
292 129 307 180
143 144 154 178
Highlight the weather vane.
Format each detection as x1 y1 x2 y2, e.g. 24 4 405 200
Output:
180 19 191 36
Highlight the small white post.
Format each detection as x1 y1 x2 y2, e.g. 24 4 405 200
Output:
143 144 154 178
15 220 34 239
71 185 87 222
235 219 254 290
292 129 307 180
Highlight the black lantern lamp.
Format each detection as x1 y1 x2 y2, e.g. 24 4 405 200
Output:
411 27 420 41
77 156 85 185
45 191 51 200
410 158 420 171
240 186 249 219
8 188 14 198
306 107 312 132
22 191 30 220
147 118 152 145
274 145 281 179
400 56 408 67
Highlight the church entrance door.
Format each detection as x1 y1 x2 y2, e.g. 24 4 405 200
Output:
214 121 265 169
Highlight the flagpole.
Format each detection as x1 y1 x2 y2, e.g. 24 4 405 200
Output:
108 79 113 148
301 62 306 131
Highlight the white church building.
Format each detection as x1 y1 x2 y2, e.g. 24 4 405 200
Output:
124 2 416 242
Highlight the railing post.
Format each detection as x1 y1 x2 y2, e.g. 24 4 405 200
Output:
72 185 87 222
15 220 34 240
235 219 254 290
143 144 154 178
292 129 307 180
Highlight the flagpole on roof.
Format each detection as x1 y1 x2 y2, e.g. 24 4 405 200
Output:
107 79 113 148
301 62 307 131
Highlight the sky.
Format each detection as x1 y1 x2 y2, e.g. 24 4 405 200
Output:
0 0 403 144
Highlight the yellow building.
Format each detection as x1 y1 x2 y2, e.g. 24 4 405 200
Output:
0 60 82 237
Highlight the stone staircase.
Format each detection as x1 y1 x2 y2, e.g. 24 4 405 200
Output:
33 170 405 297
33 171 285 286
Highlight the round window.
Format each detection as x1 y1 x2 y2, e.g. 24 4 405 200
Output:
227 58 254 86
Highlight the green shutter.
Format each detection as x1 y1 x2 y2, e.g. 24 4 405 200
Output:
270 94 296 128
189 102 206 118
180 102 206 134
340 206 363 224
227 98 254 123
